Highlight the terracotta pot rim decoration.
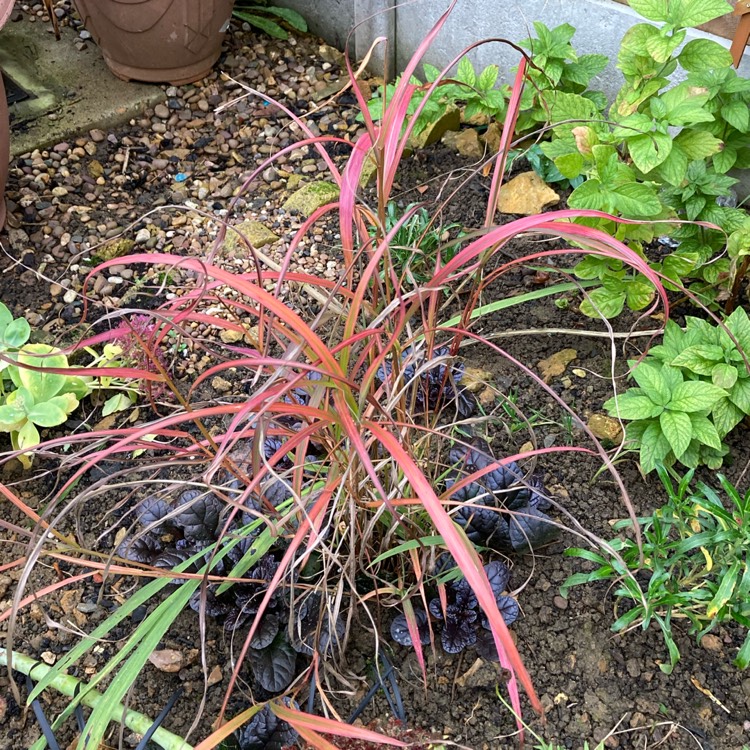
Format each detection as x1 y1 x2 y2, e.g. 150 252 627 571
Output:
73 0 235 85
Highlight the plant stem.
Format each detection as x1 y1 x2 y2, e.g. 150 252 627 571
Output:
0 648 193 750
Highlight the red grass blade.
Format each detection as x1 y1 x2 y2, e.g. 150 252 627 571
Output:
365 422 541 733
270 700 408 747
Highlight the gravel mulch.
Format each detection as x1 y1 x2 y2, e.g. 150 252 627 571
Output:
5 2 366 375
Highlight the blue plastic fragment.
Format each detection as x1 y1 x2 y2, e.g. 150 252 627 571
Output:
175 172 188 182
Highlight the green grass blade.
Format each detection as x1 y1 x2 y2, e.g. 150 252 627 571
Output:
437 280 598 331
369 535 444 566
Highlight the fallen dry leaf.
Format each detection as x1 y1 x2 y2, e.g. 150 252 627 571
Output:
538 349 577 383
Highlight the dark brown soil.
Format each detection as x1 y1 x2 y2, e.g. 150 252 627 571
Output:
2 77 750 750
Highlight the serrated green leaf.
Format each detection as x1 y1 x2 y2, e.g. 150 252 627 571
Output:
457 56 476 87
625 278 656 310
674 129 723 160
713 146 738 173
660 365 684 391
640 421 672 472
605 390 665 419
659 409 692 457
629 0 669 22
611 181 663 217
672 344 724 374
671 0 733 28
729 377 750 413
646 28 686 62
568 179 608 212
579 287 626 318
679 38 733 71
689 413 722 449
628 131 673 172
554 152 585 179
656 144 689 186
712 396 744 436
544 91 604 136
668 380 726 411
632 362 671 405
722 100 750 132
477 64 499 90
712 363 739 389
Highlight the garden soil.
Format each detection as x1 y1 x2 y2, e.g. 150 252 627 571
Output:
1 11 750 750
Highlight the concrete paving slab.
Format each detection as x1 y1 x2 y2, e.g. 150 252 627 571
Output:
0 16 164 157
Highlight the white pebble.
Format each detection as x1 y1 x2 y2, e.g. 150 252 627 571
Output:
63 290 77 304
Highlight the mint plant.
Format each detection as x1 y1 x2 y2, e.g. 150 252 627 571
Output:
563 466 750 674
364 57 510 138
649 308 750 438
605 307 750 471
516 21 607 133
535 0 749 318
426 57 509 123
605 360 727 472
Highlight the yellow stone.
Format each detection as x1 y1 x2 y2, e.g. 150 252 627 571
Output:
497 171 560 215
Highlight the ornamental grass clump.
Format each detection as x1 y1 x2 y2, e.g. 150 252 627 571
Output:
2 2 671 747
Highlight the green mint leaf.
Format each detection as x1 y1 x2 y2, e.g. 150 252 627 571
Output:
712 363 739 390
628 0 669 22
729 377 750 413
605 390 665 420
659 409 692 457
679 38 733 71
671 344 724 375
689 413 722 449
639 421 672 473
668 380 726 411
631 362 671 405
712 396 744 436
670 0 733 28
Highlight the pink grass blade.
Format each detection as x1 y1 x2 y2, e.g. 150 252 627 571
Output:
216 484 337 726
364 422 541 732
402 597 427 684
270 700 407 746
485 56 528 227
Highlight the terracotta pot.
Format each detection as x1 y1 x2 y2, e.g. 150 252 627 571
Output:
0 0 13 230
72 0 235 84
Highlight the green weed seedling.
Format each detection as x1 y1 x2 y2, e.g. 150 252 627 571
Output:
0 343 91 467
232 1 307 40
563 465 750 674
